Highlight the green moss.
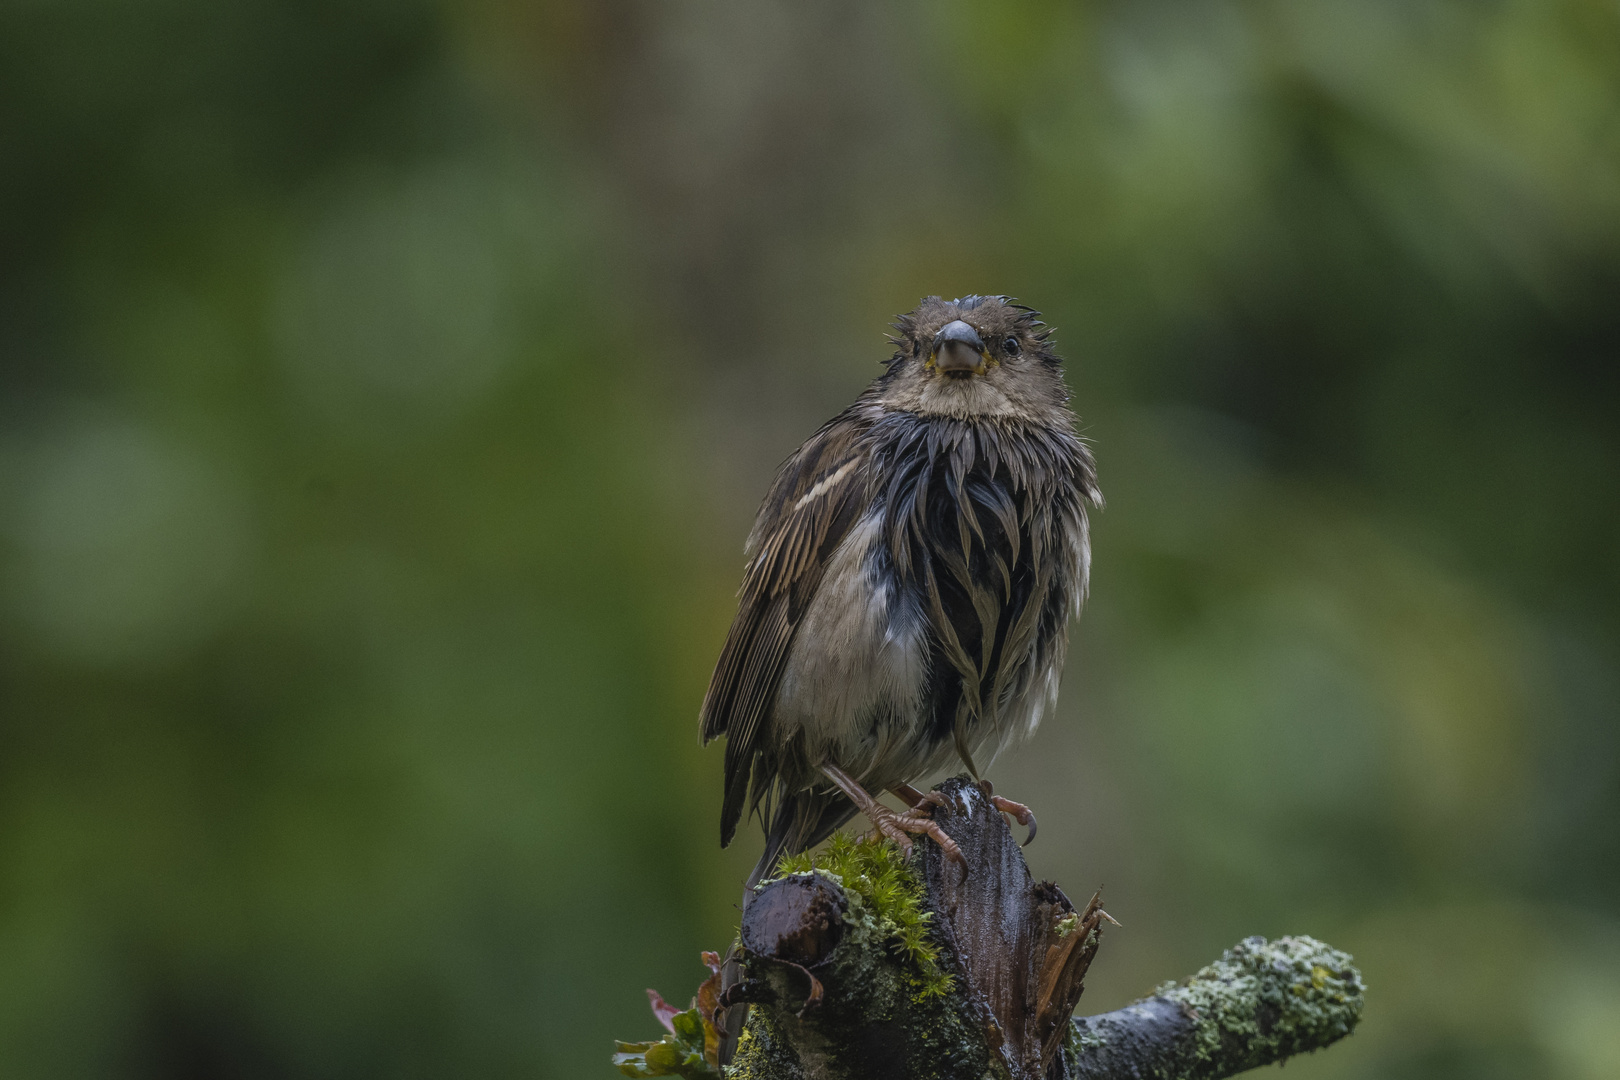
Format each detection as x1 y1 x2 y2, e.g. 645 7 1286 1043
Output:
771 833 952 998
1156 935 1364 1068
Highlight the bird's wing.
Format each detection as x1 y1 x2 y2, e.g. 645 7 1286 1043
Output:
700 413 873 847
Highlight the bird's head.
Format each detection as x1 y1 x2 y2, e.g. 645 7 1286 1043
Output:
877 295 1070 422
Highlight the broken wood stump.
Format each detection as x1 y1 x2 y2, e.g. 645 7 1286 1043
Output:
718 776 1364 1080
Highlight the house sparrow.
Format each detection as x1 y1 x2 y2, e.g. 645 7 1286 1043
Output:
702 295 1101 886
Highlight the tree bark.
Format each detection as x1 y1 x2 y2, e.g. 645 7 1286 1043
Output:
724 777 1363 1080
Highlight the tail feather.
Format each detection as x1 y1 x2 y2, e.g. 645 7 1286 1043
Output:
719 760 749 848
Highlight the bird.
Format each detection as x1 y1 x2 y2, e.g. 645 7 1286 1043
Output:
701 295 1101 1055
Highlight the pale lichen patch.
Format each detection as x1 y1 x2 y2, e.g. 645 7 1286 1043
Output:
1157 935 1364 1068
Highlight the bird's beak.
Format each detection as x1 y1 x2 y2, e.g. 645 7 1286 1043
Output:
930 320 989 377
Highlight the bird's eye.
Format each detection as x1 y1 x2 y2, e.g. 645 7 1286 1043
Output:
1003 336 1021 356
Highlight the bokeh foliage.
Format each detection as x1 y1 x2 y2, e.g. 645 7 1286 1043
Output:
1 1 1617 1077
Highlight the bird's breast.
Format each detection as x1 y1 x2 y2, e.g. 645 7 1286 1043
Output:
772 511 929 768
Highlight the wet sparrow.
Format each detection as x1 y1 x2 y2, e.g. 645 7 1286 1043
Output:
702 294 1101 886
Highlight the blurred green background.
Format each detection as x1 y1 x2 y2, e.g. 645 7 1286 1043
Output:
2 1 1618 1077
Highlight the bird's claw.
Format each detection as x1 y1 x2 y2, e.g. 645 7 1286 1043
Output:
862 803 964 865
989 794 1038 846
901 806 966 865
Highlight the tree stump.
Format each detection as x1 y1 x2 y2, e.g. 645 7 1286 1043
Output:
719 776 1363 1080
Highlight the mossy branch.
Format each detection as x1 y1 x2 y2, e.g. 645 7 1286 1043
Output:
617 777 1364 1080
1061 935 1364 1080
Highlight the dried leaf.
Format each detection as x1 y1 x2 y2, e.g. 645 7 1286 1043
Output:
646 988 682 1034
695 962 723 1064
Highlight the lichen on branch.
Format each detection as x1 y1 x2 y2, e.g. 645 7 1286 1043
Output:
1063 935 1364 1080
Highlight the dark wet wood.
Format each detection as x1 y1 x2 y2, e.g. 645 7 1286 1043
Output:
739 872 847 966
918 777 1104 1080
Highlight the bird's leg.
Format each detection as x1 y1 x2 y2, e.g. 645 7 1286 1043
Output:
820 764 963 864
977 778 1038 847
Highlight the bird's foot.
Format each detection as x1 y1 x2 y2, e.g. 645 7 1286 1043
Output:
864 802 964 865
977 779 1037 846
820 764 964 864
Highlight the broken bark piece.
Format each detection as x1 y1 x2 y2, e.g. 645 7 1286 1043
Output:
915 778 1104 1078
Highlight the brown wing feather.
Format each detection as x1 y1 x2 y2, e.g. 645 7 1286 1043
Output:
700 412 873 847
